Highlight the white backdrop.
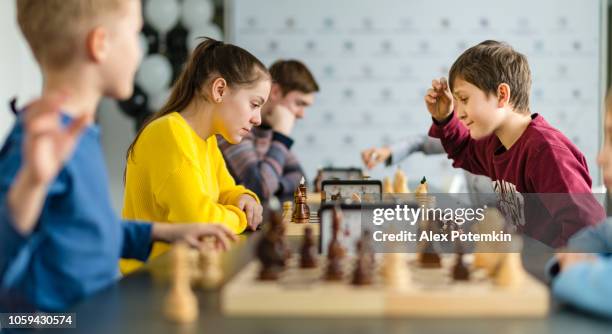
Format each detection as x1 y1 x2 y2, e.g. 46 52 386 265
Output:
227 0 607 189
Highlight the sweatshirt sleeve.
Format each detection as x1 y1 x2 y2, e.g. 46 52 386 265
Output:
120 221 153 261
218 131 294 202
428 112 490 176
214 140 260 207
155 158 248 234
526 145 604 242
552 257 612 318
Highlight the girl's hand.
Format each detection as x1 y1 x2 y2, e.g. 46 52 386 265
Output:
237 194 263 231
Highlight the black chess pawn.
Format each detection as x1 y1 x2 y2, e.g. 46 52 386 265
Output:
452 253 470 281
419 241 441 268
300 227 317 268
256 231 285 280
351 239 374 286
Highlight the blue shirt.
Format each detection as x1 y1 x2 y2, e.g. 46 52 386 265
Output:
0 112 152 311
549 220 612 318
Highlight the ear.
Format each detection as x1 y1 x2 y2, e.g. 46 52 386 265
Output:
269 83 283 102
210 77 228 103
86 27 109 63
497 83 511 108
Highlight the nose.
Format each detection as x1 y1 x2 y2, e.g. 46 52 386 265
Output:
252 109 262 126
295 108 305 119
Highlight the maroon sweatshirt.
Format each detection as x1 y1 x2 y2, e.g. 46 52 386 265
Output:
429 112 604 247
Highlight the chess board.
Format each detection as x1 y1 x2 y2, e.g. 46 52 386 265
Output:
221 254 549 317
285 214 320 236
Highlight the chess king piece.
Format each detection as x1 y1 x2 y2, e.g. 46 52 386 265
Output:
325 205 346 280
393 168 410 193
292 176 310 224
300 227 318 268
164 243 198 324
383 176 393 194
257 212 286 280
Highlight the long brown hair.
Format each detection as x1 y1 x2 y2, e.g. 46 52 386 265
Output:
126 37 269 163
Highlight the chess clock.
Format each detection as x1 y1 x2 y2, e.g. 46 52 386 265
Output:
314 167 364 191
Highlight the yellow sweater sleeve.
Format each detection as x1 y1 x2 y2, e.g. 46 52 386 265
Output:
154 157 248 234
212 136 261 206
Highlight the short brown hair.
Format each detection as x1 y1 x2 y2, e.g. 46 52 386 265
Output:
449 40 531 112
269 60 319 95
17 0 126 69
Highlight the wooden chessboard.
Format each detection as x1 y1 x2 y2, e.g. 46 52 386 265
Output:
221 254 549 317
285 214 319 236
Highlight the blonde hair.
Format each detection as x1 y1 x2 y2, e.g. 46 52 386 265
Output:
17 0 127 69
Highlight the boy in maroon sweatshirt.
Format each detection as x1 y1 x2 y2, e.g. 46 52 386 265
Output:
426 40 604 247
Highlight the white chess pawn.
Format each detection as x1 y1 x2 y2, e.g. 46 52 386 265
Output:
164 243 198 323
494 253 526 288
200 248 223 289
382 252 411 290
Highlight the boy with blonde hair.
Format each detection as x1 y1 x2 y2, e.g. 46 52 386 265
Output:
1 0 234 312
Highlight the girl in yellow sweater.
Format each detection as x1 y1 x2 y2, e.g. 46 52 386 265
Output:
120 38 270 272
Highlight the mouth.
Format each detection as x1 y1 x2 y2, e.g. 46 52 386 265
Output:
240 127 251 134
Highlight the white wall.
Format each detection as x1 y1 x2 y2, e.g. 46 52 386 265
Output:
0 0 42 142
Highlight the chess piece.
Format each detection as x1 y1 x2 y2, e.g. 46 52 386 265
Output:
352 238 374 286
382 252 410 289
282 201 293 225
494 253 526 288
415 176 428 195
164 243 198 324
452 253 470 281
325 205 346 280
300 227 317 268
270 210 291 265
257 212 286 280
418 241 441 268
292 177 310 224
351 192 361 203
393 168 410 193
199 241 223 289
383 176 393 194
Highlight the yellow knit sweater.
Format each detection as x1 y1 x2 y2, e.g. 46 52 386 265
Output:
120 112 258 273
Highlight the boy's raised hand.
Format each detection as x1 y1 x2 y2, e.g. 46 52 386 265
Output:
8 93 90 235
424 77 454 122
22 93 89 186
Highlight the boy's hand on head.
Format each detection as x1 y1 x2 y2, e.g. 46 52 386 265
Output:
237 194 263 231
557 252 597 272
361 147 391 170
152 223 237 252
22 93 89 186
425 77 454 122
265 104 296 136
